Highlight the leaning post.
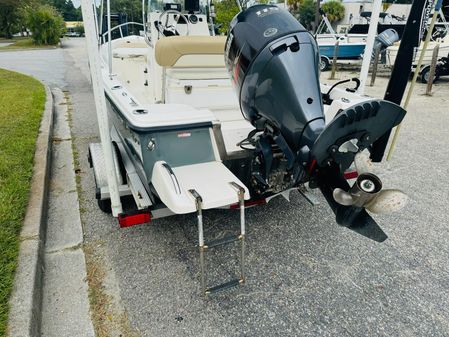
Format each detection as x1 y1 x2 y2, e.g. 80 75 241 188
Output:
370 44 382 86
329 40 340 80
426 44 440 95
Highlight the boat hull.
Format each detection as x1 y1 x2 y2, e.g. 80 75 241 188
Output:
105 95 216 187
386 42 449 67
319 44 366 59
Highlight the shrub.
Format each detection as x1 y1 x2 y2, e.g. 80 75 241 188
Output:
74 24 85 36
297 0 316 30
321 0 345 23
25 4 65 45
214 0 240 34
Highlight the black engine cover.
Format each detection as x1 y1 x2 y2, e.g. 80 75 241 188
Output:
224 5 325 152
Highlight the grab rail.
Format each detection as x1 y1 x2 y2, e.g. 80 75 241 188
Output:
101 22 145 44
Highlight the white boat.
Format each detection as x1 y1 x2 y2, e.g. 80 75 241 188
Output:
386 9 449 67
83 0 409 294
386 39 449 67
315 11 398 71
315 12 368 70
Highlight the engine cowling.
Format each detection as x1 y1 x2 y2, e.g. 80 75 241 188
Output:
225 4 325 153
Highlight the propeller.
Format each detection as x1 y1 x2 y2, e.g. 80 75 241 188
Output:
333 152 407 214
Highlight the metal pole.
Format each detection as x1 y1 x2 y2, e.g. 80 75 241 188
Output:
239 191 245 283
208 0 215 36
358 0 382 94
107 0 113 76
370 44 382 86
99 0 104 46
425 44 440 95
314 0 321 34
80 0 123 216
329 40 339 80
92 1 99 39
387 0 443 161
142 0 146 35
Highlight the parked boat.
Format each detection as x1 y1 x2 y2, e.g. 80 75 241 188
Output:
316 11 398 70
83 0 412 294
315 12 367 70
387 40 449 67
386 9 449 68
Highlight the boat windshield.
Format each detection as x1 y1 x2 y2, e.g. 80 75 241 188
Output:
149 0 209 14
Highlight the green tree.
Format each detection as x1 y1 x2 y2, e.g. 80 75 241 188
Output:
111 0 142 23
296 0 316 30
74 23 84 36
321 0 344 23
214 0 239 34
25 4 65 45
46 0 82 21
0 0 21 38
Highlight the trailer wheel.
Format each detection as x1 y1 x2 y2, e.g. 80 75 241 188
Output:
420 66 439 84
97 198 112 213
320 56 330 72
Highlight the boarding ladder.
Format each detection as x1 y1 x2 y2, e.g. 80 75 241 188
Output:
189 182 246 296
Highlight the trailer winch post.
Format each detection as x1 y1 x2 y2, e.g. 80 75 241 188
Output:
358 0 382 95
81 0 123 216
387 0 443 161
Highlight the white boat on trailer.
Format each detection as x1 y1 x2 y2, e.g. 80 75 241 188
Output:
386 9 449 68
81 0 414 295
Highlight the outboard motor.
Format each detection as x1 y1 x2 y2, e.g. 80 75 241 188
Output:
225 5 325 195
372 28 400 60
225 5 408 242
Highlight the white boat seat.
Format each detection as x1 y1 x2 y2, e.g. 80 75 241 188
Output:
113 47 148 59
151 161 250 214
155 36 226 68
166 67 229 80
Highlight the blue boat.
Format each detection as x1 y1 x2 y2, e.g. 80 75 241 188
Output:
315 13 367 71
318 43 366 59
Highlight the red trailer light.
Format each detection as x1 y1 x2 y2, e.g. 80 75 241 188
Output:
230 199 267 209
344 170 358 180
118 211 151 228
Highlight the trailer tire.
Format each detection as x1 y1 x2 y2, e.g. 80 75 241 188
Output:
420 66 439 84
320 56 330 72
98 198 112 213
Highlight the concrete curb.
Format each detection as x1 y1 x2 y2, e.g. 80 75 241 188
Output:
6 85 54 337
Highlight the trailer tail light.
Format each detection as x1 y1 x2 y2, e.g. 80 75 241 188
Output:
118 211 151 228
230 199 266 209
344 170 358 180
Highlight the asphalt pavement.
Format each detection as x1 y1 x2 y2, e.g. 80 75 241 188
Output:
2 38 449 337
0 46 66 88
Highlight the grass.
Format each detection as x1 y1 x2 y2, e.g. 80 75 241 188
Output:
0 69 45 336
0 37 58 51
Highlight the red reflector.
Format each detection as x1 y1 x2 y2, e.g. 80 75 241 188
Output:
118 212 151 228
230 199 267 209
344 170 358 180
308 159 317 174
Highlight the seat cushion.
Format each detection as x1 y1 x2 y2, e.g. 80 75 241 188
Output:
155 36 226 67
